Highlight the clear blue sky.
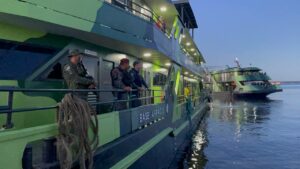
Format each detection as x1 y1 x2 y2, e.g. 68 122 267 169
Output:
190 0 300 81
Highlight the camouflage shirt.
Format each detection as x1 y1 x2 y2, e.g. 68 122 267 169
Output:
63 62 94 89
111 67 134 89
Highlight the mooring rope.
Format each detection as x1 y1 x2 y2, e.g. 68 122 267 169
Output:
56 94 99 169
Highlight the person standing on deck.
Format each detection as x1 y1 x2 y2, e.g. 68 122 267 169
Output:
130 60 149 108
184 84 193 128
63 49 96 99
111 58 132 110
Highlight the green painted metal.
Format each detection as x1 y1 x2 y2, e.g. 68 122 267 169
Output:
110 127 173 169
0 21 45 42
97 111 121 145
0 0 205 71
0 111 121 169
172 121 189 137
172 103 206 137
174 102 185 123
0 124 57 169
0 81 58 129
152 86 164 104
0 0 102 32
170 65 182 123
172 17 180 39
209 67 282 94
191 105 205 119
0 21 70 48
0 1 207 168
175 71 181 95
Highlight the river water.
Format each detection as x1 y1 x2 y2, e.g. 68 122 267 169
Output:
188 85 300 169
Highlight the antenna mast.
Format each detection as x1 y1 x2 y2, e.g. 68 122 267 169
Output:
235 57 241 68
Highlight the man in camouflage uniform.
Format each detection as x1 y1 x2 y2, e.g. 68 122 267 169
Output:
63 49 96 99
111 58 132 110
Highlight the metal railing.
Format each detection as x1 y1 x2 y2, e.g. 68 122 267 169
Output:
0 87 165 129
105 0 169 34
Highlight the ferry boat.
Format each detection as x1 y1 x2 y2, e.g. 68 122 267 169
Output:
0 0 210 168
204 62 282 98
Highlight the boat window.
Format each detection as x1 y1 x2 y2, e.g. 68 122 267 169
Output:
142 70 151 86
0 40 57 80
153 73 167 86
112 0 128 9
15 44 56 54
42 52 68 80
81 56 99 83
43 54 100 81
101 60 115 85
0 41 14 50
106 0 152 21
132 0 152 21
47 63 63 79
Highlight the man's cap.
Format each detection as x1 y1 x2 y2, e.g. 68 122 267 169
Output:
68 49 83 57
133 60 142 67
120 58 129 64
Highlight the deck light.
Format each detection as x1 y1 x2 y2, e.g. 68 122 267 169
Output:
186 42 191 46
184 72 189 75
143 63 152 69
143 53 151 57
190 48 195 52
157 68 167 73
181 34 186 38
160 6 167 12
165 63 171 66
114 54 127 60
194 53 197 56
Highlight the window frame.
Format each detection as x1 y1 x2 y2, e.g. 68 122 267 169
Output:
0 40 59 80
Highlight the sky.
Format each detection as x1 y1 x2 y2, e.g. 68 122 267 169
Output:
190 0 300 81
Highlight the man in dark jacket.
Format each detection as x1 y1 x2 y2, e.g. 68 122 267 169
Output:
129 60 149 107
111 58 133 110
63 49 96 99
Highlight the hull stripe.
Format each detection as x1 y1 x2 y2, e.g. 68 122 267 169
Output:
110 127 173 169
172 106 205 137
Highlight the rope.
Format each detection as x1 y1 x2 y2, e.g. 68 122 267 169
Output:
56 94 99 169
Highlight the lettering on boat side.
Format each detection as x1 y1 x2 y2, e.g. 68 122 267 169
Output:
139 111 150 123
131 104 166 130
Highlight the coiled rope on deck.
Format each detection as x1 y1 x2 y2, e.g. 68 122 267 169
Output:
56 94 99 169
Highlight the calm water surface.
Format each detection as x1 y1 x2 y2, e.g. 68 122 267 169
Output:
189 85 300 169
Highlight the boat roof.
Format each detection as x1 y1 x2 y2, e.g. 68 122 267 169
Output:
172 0 198 29
212 67 262 74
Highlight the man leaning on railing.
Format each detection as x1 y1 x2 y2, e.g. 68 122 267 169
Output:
130 60 149 108
110 58 132 110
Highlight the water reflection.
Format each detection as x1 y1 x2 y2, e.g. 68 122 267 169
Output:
185 119 208 169
209 98 281 144
210 98 276 125
187 96 288 169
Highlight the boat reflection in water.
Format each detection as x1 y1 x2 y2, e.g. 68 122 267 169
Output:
209 98 274 126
